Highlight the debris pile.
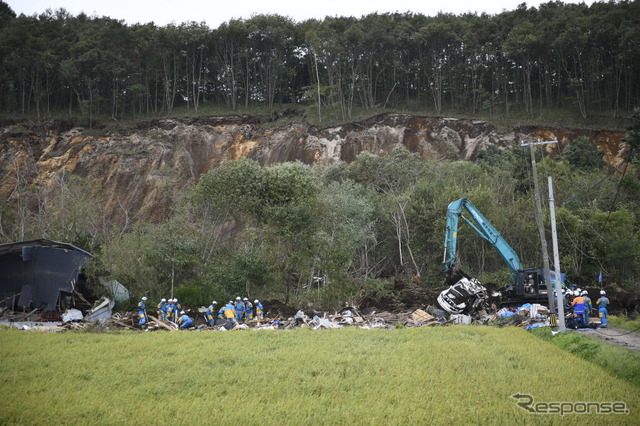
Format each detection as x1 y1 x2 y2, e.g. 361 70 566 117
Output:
1 298 565 333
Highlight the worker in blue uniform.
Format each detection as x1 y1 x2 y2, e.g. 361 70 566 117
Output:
224 301 237 324
563 290 573 312
178 311 194 329
157 298 167 321
243 297 253 322
597 290 609 328
217 303 226 319
582 290 592 327
205 301 218 327
571 291 586 328
254 299 264 320
173 299 182 323
137 297 148 326
166 299 175 322
234 297 244 323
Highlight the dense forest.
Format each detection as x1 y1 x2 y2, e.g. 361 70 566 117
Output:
1 1 640 124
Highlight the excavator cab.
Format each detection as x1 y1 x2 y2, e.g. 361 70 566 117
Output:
510 269 552 300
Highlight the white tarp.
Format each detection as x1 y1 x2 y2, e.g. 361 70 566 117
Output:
61 309 84 323
84 297 115 322
99 278 130 301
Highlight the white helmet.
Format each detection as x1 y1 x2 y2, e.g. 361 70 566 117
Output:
180 310 185 315
575 288 581 294
212 301 217 305
161 298 166 302
600 290 606 295
565 290 572 297
142 297 147 301
254 299 259 304
581 290 588 296
243 297 248 301
236 296 241 300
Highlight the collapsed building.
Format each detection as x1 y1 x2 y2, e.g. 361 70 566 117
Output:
0 239 92 311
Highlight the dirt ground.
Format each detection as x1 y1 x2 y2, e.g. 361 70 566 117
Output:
572 326 640 354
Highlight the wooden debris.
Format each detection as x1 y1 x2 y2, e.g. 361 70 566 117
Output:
244 318 277 324
110 318 134 329
410 309 434 322
15 308 40 321
73 290 92 306
148 315 178 331
0 292 20 305
64 321 87 330
371 312 398 322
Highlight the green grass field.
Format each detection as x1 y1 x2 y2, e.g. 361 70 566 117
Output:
1 327 638 425
532 327 640 387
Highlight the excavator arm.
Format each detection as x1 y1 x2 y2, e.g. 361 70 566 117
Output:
443 198 523 277
439 198 563 312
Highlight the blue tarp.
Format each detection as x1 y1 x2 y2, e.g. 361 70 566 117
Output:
525 323 548 330
517 303 532 314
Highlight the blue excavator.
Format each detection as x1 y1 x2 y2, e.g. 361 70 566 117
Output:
437 198 559 314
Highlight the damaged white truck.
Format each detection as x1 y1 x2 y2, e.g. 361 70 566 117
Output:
436 276 488 315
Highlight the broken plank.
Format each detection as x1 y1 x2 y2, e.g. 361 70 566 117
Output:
111 318 134 329
148 315 178 331
15 308 39 320
73 289 92 306
244 318 277 324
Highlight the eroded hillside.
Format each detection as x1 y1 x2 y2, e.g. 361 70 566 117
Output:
0 113 628 223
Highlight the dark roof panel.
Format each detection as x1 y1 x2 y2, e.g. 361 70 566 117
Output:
0 239 92 257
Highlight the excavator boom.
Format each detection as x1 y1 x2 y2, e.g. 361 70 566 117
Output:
443 198 523 276
437 198 561 314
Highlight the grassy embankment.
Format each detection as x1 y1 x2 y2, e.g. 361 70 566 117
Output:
532 327 640 387
608 315 640 333
1 326 638 425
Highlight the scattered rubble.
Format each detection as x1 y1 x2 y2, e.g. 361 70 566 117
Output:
0 298 567 333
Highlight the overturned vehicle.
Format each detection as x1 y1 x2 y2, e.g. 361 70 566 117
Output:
437 277 488 315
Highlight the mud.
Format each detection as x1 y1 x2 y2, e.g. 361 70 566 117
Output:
572 326 640 354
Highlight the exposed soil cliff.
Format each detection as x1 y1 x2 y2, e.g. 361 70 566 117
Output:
0 113 628 223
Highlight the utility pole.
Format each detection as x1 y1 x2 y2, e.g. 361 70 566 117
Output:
548 176 566 332
521 139 558 327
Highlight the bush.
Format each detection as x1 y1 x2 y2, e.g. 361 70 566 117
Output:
174 286 206 308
